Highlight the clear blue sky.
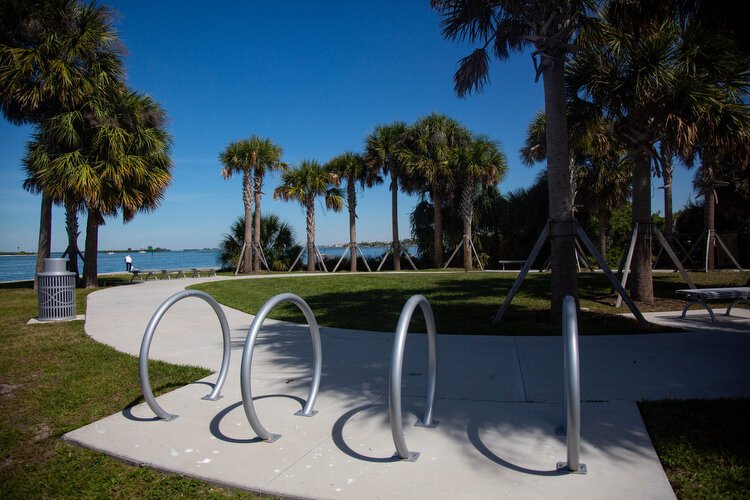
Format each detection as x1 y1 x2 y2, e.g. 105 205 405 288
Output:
0 1 697 252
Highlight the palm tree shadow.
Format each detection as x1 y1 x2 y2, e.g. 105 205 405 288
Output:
209 394 307 444
467 418 564 476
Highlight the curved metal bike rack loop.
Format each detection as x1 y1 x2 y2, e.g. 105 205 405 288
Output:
240 293 322 443
139 290 232 421
389 294 438 462
557 295 587 474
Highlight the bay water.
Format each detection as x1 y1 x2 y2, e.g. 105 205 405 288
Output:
0 245 416 282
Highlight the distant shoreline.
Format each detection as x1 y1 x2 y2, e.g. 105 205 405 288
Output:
0 248 219 256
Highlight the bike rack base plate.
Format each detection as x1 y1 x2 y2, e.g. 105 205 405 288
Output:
557 462 587 474
414 419 439 428
294 409 319 417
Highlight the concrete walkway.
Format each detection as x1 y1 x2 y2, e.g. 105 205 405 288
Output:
64 275 750 499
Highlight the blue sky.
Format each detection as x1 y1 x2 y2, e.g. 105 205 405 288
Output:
0 1 697 252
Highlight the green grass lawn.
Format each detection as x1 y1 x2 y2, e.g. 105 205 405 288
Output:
0 281 259 498
639 399 750 498
190 270 749 335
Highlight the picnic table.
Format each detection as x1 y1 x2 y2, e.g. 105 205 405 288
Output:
675 287 750 322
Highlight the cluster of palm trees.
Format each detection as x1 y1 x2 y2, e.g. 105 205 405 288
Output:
220 114 507 273
432 0 750 312
0 0 173 288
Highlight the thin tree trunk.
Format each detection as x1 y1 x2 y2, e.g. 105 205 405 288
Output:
34 191 53 290
461 182 474 271
598 208 607 261
306 199 316 272
242 170 254 273
630 151 654 303
253 172 263 272
662 153 674 244
83 209 102 288
65 201 81 285
433 189 444 268
704 187 716 272
542 61 578 319
348 181 358 272
391 175 401 271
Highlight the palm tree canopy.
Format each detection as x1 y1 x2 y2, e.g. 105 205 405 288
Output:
399 113 470 194
218 135 284 179
430 0 590 95
327 151 383 190
364 121 407 177
456 134 508 186
273 160 344 211
0 0 123 124
23 83 173 220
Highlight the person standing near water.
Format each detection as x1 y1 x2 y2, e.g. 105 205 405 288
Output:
125 254 133 271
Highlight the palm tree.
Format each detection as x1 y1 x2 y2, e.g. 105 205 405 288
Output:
431 0 588 317
327 152 382 272
24 84 173 287
569 0 750 300
364 121 408 270
274 161 344 271
0 0 123 286
454 135 507 270
219 136 284 273
520 111 631 261
399 113 469 267
219 214 301 272
23 134 85 282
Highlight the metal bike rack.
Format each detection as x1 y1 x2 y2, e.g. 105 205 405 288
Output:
240 293 322 443
389 295 438 462
139 290 232 421
557 295 587 474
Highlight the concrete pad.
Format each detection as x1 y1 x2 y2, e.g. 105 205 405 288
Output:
65 275 750 498
518 332 750 402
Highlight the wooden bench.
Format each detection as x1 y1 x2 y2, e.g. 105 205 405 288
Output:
675 287 750 322
498 260 526 270
190 267 218 278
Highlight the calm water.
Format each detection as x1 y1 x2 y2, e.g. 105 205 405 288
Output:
0 246 417 282
0 250 221 282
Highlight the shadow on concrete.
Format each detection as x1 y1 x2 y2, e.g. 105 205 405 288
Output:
467 418 564 476
331 404 401 463
209 395 307 444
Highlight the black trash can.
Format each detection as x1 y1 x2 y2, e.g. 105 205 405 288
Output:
37 258 76 321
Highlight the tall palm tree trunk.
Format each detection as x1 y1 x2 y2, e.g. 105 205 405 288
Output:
432 189 444 268
348 182 358 272
391 175 401 271
83 209 103 288
630 151 654 303
461 183 474 271
253 173 263 272
542 61 578 319
306 200 316 272
597 208 607 261
65 201 81 284
34 191 53 290
242 171 254 273
704 187 716 272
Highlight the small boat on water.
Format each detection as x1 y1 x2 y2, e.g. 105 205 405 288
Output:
138 250 146 253
107 252 114 255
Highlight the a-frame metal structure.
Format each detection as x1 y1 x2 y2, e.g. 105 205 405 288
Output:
492 220 648 327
